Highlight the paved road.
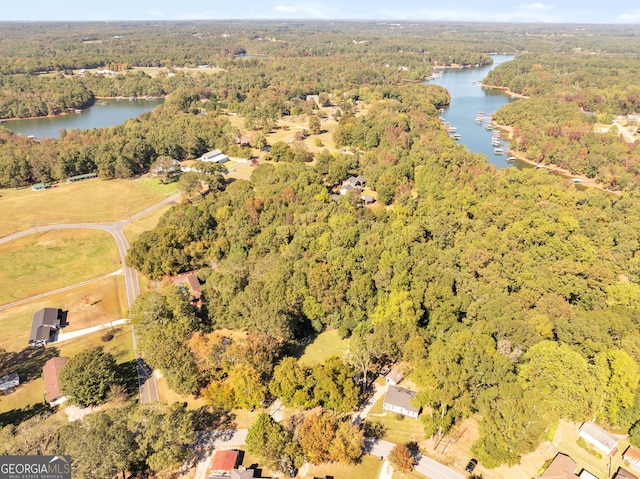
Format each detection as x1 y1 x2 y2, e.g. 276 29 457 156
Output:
367 438 466 479
191 430 465 479
0 192 180 403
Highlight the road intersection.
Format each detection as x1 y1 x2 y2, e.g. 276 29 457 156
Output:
0 192 180 403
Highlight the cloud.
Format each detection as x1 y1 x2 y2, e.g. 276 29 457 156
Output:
618 10 640 22
519 2 553 10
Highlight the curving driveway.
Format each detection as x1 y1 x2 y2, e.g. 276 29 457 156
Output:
0 192 180 403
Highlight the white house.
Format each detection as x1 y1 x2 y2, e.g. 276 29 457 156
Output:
382 386 420 419
384 366 404 386
578 422 620 456
200 149 229 163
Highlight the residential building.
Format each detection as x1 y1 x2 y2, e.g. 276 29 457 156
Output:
623 446 640 473
578 422 620 456
539 453 579 479
384 366 404 386
29 308 63 346
614 467 639 479
209 450 239 478
43 357 69 405
382 385 420 419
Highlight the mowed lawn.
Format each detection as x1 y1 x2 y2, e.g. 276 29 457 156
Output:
0 177 177 237
298 329 349 366
0 275 125 352
0 229 119 305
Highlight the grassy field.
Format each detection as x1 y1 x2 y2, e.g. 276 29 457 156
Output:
0 275 125 352
366 395 427 445
0 177 177 237
298 329 349 366
0 229 120 306
301 455 384 479
123 203 172 243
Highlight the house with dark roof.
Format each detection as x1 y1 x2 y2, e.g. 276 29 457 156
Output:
339 176 364 195
383 385 420 419
623 446 640 473
230 469 254 479
614 467 639 479
539 453 579 479
578 422 620 456
0 373 20 394
29 308 62 346
43 357 68 405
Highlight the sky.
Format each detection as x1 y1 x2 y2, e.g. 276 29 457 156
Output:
2 0 640 24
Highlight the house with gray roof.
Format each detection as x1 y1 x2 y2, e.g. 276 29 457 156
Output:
383 385 420 419
29 308 62 346
578 422 620 456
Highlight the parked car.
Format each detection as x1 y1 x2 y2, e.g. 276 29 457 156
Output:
465 458 478 473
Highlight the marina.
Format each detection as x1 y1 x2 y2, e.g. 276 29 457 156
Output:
426 54 517 168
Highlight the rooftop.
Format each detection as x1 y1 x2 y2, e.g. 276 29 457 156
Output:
540 453 578 479
580 422 620 451
43 357 68 403
384 385 419 414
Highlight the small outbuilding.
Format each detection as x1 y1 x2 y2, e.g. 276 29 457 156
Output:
0 373 20 394
578 422 620 456
29 308 63 346
384 366 404 386
623 446 640 473
382 385 420 419
43 357 69 405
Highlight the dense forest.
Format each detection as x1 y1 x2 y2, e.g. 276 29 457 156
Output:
3 20 640 476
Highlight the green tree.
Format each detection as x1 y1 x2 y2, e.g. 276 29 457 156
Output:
517 341 598 421
59 347 119 407
246 413 296 471
61 407 140 479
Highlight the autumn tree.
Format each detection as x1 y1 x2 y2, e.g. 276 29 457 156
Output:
388 443 416 472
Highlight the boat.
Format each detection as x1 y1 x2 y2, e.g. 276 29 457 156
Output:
100 101 108 105
507 156 517 162
448 126 457 133
485 125 493 131
74 109 82 113
451 133 461 140
491 140 502 147
494 148 504 155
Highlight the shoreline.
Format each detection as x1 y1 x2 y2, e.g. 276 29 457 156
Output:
0 96 164 123
481 84 529 99
493 122 619 194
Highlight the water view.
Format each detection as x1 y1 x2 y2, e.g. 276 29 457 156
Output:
3 98 164 139
427 54 517 168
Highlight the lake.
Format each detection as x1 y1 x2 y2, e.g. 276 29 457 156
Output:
3 98 164 139
426 54 517 168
